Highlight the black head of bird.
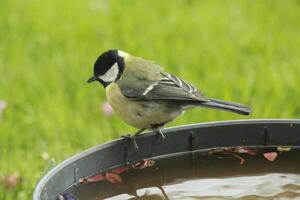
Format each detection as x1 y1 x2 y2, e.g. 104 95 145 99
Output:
87 50 126 87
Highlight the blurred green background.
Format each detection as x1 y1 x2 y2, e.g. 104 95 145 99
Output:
1 0 300 199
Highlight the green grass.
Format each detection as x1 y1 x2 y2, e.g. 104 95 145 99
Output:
1 0 300 199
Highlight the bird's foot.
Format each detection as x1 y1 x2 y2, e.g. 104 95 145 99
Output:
155 129 166 143
121 134 138 151
121 128 146 152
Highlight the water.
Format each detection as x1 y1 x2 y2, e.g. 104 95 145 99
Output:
61 148 300 200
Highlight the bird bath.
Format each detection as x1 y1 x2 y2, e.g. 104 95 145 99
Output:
33 119 300 200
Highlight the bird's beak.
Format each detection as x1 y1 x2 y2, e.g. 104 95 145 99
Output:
87 76 97 83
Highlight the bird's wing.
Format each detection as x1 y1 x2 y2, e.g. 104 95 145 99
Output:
118 71 209 102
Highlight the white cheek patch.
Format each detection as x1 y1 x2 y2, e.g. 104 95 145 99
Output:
98 62 119 82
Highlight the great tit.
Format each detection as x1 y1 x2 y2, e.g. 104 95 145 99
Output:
87 50 251 150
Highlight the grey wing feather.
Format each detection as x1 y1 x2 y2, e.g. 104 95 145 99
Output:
160 72 206 98
118 72 208 102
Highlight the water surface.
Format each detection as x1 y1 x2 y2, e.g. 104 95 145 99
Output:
61 148 300 200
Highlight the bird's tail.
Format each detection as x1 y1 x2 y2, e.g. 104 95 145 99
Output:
198 98 251 115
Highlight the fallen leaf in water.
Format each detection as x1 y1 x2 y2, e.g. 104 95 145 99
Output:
112 165 130 174
105 172 123 184
208 148 247 164
2 172 22 189
80 172 122 185
132 159 155 169
234 147 256 156
263 152 278 162
87 174 106 182
79 160 155 185
80 166 129 184
277 147 291 152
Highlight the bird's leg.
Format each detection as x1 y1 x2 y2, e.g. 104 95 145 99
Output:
134 128 146 137
155 128 165 141
122 128 146 151
151 124 166 142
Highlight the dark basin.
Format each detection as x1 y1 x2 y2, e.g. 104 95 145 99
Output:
33 119 300 200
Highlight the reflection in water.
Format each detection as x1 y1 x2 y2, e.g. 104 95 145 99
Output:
106 174 300 200
163 173 300 199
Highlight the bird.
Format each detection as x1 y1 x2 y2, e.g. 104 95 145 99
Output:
87 49 251 150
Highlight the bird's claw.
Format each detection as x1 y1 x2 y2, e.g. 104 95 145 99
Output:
121 134 139 151
155 129 166 143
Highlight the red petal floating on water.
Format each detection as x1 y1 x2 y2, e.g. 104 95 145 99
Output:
263 152 278 162
132 159 155 169
112 165 130 174
105 172 123 184
225 147 255 156
235 147 256 156
86 174 106 182
132 160 148 169
80 165 128 185
80 161 154 185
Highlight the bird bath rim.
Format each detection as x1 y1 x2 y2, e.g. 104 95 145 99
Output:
33 119 300 200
